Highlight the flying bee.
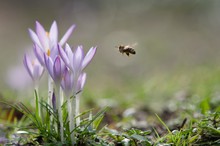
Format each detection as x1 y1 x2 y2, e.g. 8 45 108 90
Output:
116 43 137 56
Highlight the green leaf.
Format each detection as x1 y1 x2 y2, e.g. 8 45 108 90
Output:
130 134 151 145
204 126 220 135
131 134 147 141
104 127 120 136
93 115 104 130
83 106 109 132
155 113 172 134
200 97 210 114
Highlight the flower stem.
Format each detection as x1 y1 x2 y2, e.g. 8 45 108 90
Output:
34 85 41 121
60 87 64 106
48 76 53 106
48 76 54 131
75 93 80 126
56 86 64 142
68 96 75 144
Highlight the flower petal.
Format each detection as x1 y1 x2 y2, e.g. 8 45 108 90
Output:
65 44 74 70
58 44 71 69
33 64 42 81
38 63 44 79
82 47 97 69
77 72 86 93
44 53 54 80
65 44 73 62
59 24 76 46
75 73 86 94
33 58 44 80
53 56 62 83
44 54 49 69
61 67 74 97
72 46 84 73
33 45 45 66
36 21 49 50
49 21 58 48
50 45 59 60
23 54 34 80
28 29 42 48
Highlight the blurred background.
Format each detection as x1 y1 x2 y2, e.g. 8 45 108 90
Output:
1 0 220 111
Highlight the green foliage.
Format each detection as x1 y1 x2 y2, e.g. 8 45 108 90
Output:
103 127 151 146
155 111 220 146
8 102 110 145
200 97 211 115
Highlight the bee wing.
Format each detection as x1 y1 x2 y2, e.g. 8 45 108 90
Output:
131 42 138 48
125 43 138 49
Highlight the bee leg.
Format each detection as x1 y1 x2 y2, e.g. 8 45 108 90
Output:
126 52 129 56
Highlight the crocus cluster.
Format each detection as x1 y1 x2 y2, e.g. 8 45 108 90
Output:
23 21 97 143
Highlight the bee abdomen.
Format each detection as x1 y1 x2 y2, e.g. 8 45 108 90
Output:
127 48 136 54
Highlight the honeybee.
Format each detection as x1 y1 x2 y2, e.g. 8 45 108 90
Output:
116 43 137 56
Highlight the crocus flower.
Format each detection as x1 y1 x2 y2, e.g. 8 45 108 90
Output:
23 53 44 84
44 54 65 85
58 44 96 96
61 67 87 97
76 72 87 93
58 44 97 78
59 44 97 136
44 53 65 141
61 67 74 97
29 21 75 65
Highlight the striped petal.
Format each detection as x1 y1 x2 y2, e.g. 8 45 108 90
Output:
53 56 62 83
82 47 97 69
44 53 54 80
58 44 71 69
72 46 84 74
36 21 49 50
23 54 34 80
49 21 58 48
33 45 45 66
76 72 86 93
28 29 42 48
61 67 74 97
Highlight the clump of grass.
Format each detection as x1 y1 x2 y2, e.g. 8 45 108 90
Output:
154 100 220 146
3 101 109 145
154 112 220 145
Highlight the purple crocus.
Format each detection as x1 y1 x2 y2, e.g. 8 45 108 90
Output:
44 53 65 141
23 53 44 84
58 44 97 77
44 54 65 85
29 21 75 65
59 43 97 138
58 44 96 96
76 72 87 93
61 67 87 97
61 67 74 97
